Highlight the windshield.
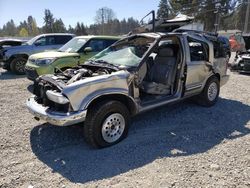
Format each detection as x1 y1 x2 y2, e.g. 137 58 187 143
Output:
24 35 40 45
58 37 87 53
91 36 155 67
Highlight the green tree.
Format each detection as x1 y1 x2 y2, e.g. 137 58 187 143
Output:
75 22 87 35
43 9 55 33
31 19 39 35
157 0 173 19
3 19 17 36
19 27 28 37
68 25 75 33
53 18 66 32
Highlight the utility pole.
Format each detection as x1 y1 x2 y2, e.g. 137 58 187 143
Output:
101 8 104 35
214 2 221 34
244 0 250 33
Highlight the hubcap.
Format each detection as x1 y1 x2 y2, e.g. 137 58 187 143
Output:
101 113 125 143
15 60 26 73
207 82 218 101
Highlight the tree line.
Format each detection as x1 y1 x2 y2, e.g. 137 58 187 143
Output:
0 8 139 37
157 0 250 32
0 0 249 37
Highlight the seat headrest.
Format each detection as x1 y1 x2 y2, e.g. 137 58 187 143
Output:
158 47 174 57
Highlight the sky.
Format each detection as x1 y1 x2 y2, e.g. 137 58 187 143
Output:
0 0 159 28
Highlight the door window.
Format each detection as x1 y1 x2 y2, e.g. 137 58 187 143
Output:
86 39 106 52
46 36 56 45
34 37 46 46
188 38 208 61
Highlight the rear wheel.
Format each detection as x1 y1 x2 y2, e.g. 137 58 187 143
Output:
84 100 130 148
10 57 27 74
195 76 220 107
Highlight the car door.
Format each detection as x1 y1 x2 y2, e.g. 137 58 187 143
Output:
33 36 48 53
185 35 213 94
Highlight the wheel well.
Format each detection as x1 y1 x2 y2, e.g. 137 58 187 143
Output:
87 94 138 116
10 54 29 62
214 73 220 82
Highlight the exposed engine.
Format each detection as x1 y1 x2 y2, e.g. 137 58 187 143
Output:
33 64 117 112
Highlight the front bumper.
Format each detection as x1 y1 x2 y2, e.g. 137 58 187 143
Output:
25 66 39 81
0 61 10 69
26 96 87 126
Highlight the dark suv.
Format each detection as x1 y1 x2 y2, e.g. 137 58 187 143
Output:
0 33 75 74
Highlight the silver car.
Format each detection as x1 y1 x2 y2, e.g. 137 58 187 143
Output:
1 33 75 74
27 32 229 148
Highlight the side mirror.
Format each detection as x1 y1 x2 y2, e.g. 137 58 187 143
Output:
84 47 92 53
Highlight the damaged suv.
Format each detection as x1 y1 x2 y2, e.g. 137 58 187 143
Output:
27 32 229 148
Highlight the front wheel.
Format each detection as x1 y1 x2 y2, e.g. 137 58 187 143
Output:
10 57 27 75
196 76 220 107
84 100 130 148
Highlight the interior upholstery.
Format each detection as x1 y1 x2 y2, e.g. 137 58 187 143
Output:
142 46 177 95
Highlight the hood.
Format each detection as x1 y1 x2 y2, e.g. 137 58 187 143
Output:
0 40 24 49
29 51 79 59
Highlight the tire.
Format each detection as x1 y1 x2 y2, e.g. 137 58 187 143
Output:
10 57 27 75
195 76 220 107
84 100 130 148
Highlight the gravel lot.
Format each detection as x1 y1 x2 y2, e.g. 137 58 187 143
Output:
0 63 249 187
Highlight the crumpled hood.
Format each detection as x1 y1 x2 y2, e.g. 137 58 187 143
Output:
62 70 131 111
29 51 79 59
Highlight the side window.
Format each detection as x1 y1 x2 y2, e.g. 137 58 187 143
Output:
34 37 46 46
46 36 56 45
86 39 105 52
55 36 72 45
104 39 117 48
214 41 226 58
188 38 208 61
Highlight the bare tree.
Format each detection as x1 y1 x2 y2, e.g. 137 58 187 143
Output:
95 7 116 24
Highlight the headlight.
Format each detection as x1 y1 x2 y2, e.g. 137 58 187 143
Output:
46 90 69 104
35 58 56 65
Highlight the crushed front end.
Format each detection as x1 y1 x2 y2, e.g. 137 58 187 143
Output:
26 63 129 126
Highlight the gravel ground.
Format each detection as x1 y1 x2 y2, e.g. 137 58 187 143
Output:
0 63 249 187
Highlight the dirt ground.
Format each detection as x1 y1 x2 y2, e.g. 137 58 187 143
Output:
0 65 249 187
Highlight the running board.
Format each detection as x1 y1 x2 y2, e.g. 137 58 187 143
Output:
138 93 181 113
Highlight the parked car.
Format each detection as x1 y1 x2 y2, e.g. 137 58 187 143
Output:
0 38 26 49
230 50 250 73
229 34 246 52
0 33 75 74
26 32 229 148
25 36 120 81
0 39 27 62
243 34 250 50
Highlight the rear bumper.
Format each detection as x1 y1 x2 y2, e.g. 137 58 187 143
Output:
26 96 87 126
220 75 229 86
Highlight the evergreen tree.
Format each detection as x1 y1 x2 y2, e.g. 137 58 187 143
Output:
68 25 75 33
75 22 87 35
53 18 66 32
43 9 55 33
157 0 173 19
